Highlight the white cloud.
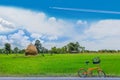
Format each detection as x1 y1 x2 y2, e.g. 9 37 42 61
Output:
76 20 87 25
82 20 120 50
0 18 16 32
43 41 69 50
0 6 120 50
0 30 31 49
85 20 120 39
8 30 30 49
31 33 44 44
81 37 120 50
48 17 56 23
31 33 42 39
0 6 75 39
0 36 8 48
0 6 77 49
47 35 58 41
0 18 15 28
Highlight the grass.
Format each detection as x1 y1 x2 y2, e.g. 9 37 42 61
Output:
0 53 120 76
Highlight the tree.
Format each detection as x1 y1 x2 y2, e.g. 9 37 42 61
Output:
41 47 48 53
34 40 44 56
66 42 85 53
81 47 85 52
14 47 19 53
19 49 25 54
4 43 11 55
0 49 4 54
34 40 42 52
51 46 57 54
61 46 67 53
75 42 80 52
67 42 75 53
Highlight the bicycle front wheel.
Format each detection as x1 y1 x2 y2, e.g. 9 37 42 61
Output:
78 68 87 77
98 70 106 77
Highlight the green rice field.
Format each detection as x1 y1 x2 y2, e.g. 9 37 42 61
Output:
0 53 119 77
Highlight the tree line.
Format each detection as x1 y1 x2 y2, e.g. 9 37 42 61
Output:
50 42 85 54
0 43 25 54
0 40 120 54
0 40 85 54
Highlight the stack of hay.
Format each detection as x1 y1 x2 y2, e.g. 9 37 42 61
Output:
25 43 38 56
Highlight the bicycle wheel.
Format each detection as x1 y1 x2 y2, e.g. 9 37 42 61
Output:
78 68 87 77
90 71 98 77
98 70 106 77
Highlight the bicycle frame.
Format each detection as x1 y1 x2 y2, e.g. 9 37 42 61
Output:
87 66 103 76
79 64 103 77
88 64 102 71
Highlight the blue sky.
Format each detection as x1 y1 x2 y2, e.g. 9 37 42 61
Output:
1 0 120 19
0 0 120 50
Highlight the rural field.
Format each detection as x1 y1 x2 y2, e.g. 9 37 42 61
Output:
0 53 120 77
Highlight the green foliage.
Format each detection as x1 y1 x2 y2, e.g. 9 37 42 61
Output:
50 42 85 54
13 47 19 53
66 42 85 53
98 49 118 53
4 43 11 54
51 46 57 53
34 40 46 56
34 40 42 53
19 49 25 54
50 46 67 54
0 49 5 54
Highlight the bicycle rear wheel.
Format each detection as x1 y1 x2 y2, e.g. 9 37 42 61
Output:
78 68 87 77
98 70 106 77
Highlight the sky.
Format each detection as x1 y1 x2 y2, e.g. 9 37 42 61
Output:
0 0 120 50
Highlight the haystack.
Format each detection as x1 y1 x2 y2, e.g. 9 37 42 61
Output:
25 43 38 56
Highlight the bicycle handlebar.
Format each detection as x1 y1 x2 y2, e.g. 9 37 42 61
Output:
85 61 90 65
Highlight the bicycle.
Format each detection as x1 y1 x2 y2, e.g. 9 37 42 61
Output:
78 57 106 77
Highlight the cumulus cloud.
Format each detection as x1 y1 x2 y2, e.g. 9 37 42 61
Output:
82 20 120 50
81 37 120 50
31 33 44 44
0 18 16 32
0 6 120 50
0 36 8 48
31 33 42 39
8 30 30 48
0 18 15 28
0 30 30 49
0 6 75 39
0 6 77 49
85 20 120 39
47 35 58 41
43 41 70 50
76 20 87 25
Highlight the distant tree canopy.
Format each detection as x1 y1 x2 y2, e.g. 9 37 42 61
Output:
50 42 85 54
0 49 5 53
0 41 120 55
66 42 85 53
34 40 42 53
34 40 48 56
4 43 11 54
13 47 19 53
